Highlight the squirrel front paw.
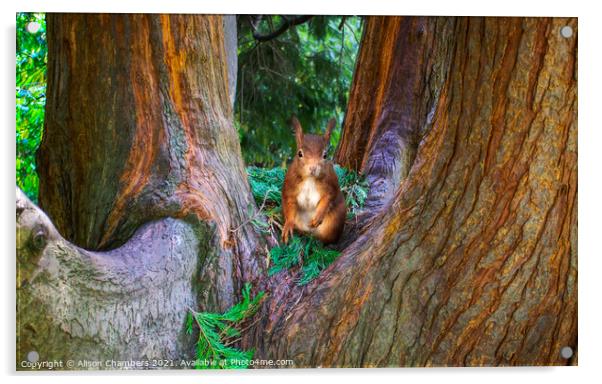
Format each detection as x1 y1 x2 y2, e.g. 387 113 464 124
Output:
310 214 324 228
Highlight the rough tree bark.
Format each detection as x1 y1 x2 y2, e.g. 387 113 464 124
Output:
223 15 238 107
37 13 265 309
335 17 454 218
18 15 577 369
250 16 577 367
17 188 204 364
19 14 266 366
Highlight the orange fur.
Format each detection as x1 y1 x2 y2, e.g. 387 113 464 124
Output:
282 117 346 244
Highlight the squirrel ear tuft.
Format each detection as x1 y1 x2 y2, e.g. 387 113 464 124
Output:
324 118 336 142
291 116 303 148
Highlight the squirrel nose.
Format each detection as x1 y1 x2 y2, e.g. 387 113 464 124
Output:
309 165 319 175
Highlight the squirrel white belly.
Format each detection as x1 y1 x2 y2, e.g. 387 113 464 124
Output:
296 178 321 231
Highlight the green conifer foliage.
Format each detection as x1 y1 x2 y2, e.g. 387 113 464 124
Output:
186 283 265 369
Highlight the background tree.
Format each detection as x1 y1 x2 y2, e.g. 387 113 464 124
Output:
236 15 362 166
17 14 577 368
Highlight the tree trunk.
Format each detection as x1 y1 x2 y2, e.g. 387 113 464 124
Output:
37 13 264 310
20 14 266 366
250 16 577 367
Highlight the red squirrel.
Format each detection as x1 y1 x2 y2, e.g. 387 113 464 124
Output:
281 116 346 244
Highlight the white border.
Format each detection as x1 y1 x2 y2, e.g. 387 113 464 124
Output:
3 1 600 384
9 0 583 17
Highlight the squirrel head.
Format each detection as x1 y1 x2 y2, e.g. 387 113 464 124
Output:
291 116 336 178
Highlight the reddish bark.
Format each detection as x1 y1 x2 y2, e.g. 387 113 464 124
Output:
37 13 265 311
336 16 454 216
252 16 577 367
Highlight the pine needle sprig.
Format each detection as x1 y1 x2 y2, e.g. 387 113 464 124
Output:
186 283 265 369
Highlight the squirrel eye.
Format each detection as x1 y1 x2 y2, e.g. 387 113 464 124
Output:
298 150 303 158
322 151 328 159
